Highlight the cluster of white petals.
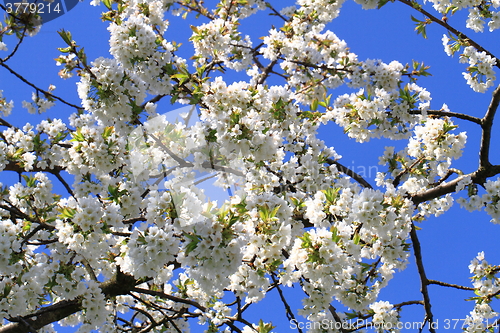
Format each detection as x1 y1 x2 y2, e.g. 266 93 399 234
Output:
425 0 500 32
22 92 56 114
1 0 500 332
460 46 497 93
0 90 13 117
462 252 500 332
458 178 500 223
370 301 401 333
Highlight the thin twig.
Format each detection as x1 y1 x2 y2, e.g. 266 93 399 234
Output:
140 94 166 109
327 158 373 189
271 274 303 333
265 2 289 22
408 109 482 125
54 170 75 197
257 59 278 85
328 305 348 333
398 0 500 68
427 279 474 291
176 1 214 20
2 26 27 63
410 223 436 333
430 168 461 187
131 287 207 312
0 60 82 110
393 156 425 187
79 255 98 282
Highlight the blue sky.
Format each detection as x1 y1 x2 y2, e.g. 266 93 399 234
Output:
2 1 500 332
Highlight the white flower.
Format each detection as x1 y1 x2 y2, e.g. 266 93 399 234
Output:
442 34 453 56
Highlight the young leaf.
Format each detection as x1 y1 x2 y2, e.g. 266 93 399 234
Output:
58 29 73 46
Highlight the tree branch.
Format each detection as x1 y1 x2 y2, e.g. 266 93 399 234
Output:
0 267 137 332
427 279 474 291
0 60 82 110
410 223 436 333
408 109 482 125
411 165 500 205
175 1 214 20
397 0 500 68
1 25 27 63
271 274 303 333
54 170 75 197
328 305 348 333
265 2 289 22
130 287 207 312
479 84 500 168
1 299 82 333
327 158 373 189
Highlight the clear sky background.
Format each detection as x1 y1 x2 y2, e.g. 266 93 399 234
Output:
1 0 500 332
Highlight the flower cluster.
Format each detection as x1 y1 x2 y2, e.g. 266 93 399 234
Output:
22 91 56 114
0 90 14 117
108 10 174 95
377 117 466 200
424 0 500 32
407 118 466 176
191 18 253 71
296 0 347 22
55 53 79 79
463 252 500 333
118 224 177 282
2 0 500 332
325 80 430 143
458 178 500 224
370 301 401 333
283 187 412 318
460 46 497 93
63 123 127 176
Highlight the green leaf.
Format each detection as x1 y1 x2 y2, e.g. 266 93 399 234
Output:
258 205 269 222
468 184 478 197
58 29 72 46
206 129 217 142
444 5 459 15
57 46 72 53
102 0 112 9
331 227 341 243
22 220 32 232
257 319 276 333
345 311 360 320
353 232 361 245
102 126 114 139
70 128 85 142
172 73 190 85
417 24 427 39
59 207 76 219
269 205 281 219
190 25 199 34
311 98 319 111
22 175 37 187
377 0 390 9
184 231 202 255
3 284 12 297
77 47 87 66
411 17 429 39
300 232 313 248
